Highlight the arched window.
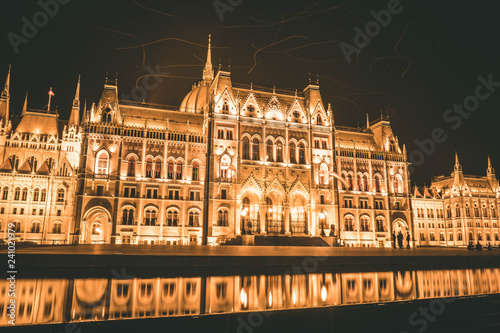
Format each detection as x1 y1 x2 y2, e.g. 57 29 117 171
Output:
344 215 354 231
374 175 382 193
491 206 497 218
122 209 134 225
192 161 199 181
127 156 137 177
21 188 28 201
53 222 62 234
41 189 47 202
298 143 306 164
358 174 367 191
486 233 491 241
266 139 274 162
455 204 461 217
469 232 474 242
446 206 452 219
222 102 229 114
2 186 9 200
316 114 322 125
167 160 174 179
319 164 329 185
188 211 200 227
144 209 157 226
220 155 231 179
155 159 162 178
389 140 396 152
102 108 112 123
146 158 153 178
465 205 471 217
218 210 229 226
474 205 479 217
56 189 65 203
242 137 250 160
252 138 260 160
31 221 41 233
14 187 21 201
166 210 179 227
276 141 283 162
376 217 385 232
360 216 370 231
289 142 296 163
457 232 463 241
96 151 109 175
482 205 488 218
32 188 39 202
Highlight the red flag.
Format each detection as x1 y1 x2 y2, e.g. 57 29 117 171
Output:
48 89 55 96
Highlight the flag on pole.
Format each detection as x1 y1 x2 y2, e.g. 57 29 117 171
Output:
48 88 55 96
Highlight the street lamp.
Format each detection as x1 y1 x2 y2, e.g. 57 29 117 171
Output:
241 208 248 235
319 211 326 236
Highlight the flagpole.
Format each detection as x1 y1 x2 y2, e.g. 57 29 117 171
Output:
48 87 53 112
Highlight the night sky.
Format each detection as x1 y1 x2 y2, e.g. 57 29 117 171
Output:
1 0 499 185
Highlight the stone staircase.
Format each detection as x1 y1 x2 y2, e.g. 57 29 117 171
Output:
221 235 331 247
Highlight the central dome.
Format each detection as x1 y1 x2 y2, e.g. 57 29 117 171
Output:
179 82 210 113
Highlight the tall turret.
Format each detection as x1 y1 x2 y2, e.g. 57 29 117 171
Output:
453 151 464 185
487 155 495 176
22 92 28 115
68 75 80 127
202 34 214 83
0 65 11 122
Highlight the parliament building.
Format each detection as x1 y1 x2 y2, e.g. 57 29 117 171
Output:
0 37 498 247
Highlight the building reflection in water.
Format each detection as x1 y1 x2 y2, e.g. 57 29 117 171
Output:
1 268 499 327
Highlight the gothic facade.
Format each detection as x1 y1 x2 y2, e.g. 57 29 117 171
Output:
412 154 500 247
0 66 81 244
0 37 496 247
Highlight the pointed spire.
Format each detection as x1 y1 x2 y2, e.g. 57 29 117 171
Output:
454 151 462 172
203 34 214 82
2 65 11 98
366 113 370 128
487 155 495 175
83 99 88 122
69 75 81 127
22 92 28 115
0 65 11 121
75 75 80 99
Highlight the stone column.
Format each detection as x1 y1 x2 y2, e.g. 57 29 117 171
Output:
284 203 291 235
259 201 266 234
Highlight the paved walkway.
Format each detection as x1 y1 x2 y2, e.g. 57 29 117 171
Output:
8 244 500 257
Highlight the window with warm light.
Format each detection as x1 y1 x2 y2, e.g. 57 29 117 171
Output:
96 151 109 175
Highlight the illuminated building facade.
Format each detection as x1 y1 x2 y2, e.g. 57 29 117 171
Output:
0 66 81 244
413 154 500 247
3 36 473 247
